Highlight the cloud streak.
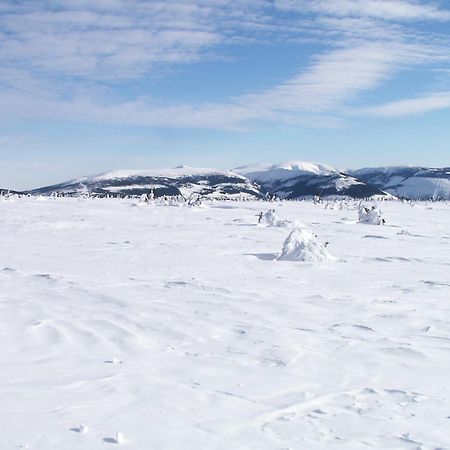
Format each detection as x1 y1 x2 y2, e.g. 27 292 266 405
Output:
276 0 450 21
365 92 450 117
0 0 450 129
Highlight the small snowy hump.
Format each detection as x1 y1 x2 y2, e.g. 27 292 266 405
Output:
116 432 125 444
278 228 335 263
358 205 384 225
235 161 337 182
259 210 302 228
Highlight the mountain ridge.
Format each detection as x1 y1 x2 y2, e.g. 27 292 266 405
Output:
350 166 450 200
12 162 450 200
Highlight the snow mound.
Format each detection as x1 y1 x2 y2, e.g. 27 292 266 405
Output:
358 206 384 225
78 424 88 434
259 210 299 228
115 432 125 444
278 228 335 262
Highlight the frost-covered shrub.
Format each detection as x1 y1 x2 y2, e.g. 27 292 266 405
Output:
278 228 335 262
358 205 384 225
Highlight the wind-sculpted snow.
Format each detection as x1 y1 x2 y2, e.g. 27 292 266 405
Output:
0 197 449 449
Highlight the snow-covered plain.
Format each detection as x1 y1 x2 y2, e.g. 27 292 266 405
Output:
1 197 449 449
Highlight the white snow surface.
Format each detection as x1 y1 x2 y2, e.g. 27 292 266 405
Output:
387 177 450 200
235 161 337 182
1 197 450 449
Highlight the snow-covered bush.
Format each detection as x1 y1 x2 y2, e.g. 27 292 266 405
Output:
258 210 296 228
358 205 384 225
278 228 335 262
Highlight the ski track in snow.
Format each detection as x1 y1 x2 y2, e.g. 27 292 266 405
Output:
0 197 449 449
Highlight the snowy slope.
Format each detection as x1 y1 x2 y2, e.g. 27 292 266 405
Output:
31 166 262 199
235 161 338 182
1 196 449 449
236 161 390 199
27 163 450 200
351 166 450 200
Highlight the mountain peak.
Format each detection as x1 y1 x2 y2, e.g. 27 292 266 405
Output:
235 161 338 182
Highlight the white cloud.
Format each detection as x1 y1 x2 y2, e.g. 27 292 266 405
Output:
364 92 450 117
276 0 450 21
238 41 436 113
0 0 450 129
0 40 441 130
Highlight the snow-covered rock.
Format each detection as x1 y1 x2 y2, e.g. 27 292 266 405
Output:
278 228 335 262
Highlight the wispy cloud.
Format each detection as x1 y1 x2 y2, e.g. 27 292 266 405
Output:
276 0 450 21
364 91 450 117
0 0 450 130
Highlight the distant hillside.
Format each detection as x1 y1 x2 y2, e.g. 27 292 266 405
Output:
30 166 263 200
236 161 391 199
26 162 450 200
350 167 450 200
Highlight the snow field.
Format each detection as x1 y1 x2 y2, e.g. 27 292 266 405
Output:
0 197 449 449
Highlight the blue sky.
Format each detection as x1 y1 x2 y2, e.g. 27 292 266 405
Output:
1 0 450 189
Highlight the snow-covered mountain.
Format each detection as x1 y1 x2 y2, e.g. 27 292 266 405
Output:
27 162 450 200
31 166 262 199
235 161 390 199
350 166 450 200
